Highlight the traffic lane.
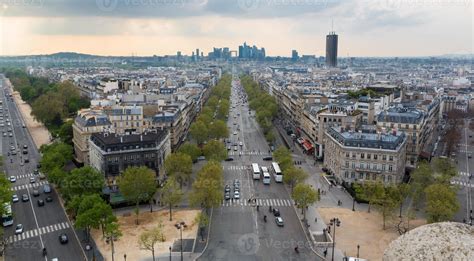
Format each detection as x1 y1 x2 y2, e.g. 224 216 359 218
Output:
5 189 38 236
42 228 84 261
3 236 44 261
31 189 68 228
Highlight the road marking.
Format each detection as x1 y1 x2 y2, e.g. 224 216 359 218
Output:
450 180 474 188
221 198 293 207
459 172 472 177
10 181 49 191
7 222 70 243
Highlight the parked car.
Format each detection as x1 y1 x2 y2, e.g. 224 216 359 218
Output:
9 176 16 183
263 156 273 161
12 194 19 203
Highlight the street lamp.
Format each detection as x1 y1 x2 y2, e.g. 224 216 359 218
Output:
357 244 360 258
169 246 172 261
124 254 127 261
329 217 341 261
175 221 186 261
352 198 355 211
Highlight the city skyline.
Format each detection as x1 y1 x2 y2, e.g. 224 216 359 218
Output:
0 0 472 57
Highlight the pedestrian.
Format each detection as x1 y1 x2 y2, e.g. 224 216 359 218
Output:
323 249 328 257
315 217 317 223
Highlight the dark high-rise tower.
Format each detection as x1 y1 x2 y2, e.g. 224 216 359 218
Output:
326 32 338 67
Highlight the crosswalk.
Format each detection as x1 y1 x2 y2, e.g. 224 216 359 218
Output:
222 198 294 207
228 151 270 156
458 150 472 153
13 173 35 179
225 165 249 171
11 181 49 191
7 222 70 243
459 172 472 177
450 180 474 188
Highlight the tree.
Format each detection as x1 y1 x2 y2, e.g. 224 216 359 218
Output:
119 166 157 225
208 120 228 139
292 183 319 221
104 221 122 261
160 177 183 221
283 166 308 192
39 142 73 173
178 142 201 162
164 153 192 187
273 146 293 171
58 120 74 145
409 161 434 208
47 167 67 187
189 161 223 209
202 140 227 161
74 194 106 242
373 185 399 230
0 176 13 217
62 166 104 200
424 183 459 223
194 212 210 241
138 224 166 261
189 121 209 144
31 92 64 126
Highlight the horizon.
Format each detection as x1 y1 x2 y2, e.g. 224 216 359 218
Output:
0 0 472 57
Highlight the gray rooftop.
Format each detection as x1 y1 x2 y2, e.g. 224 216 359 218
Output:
376 106 425 124
326 126 406 150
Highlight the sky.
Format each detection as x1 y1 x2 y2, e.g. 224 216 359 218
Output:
0 0 472 57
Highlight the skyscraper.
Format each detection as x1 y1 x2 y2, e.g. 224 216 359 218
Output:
326 32 338 67
291 50 299 61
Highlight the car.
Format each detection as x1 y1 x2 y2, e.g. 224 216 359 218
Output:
234 191 240 199
22 194 29 202
272 208 281 217
234 146 238 151
263 156 273 161
43 184 51 193
59 233 68 244
22 149 28 154
34 169 39 175
32 190 40 197
22 124 26 128
234 186 240 192
197 156 206 161
15 224 23 234
8 133 12 137
37 199 45 207
225 185 231 192
469 153 472 159
469 135 472 138
275 217 284 227
10 146 15 151
239 151 242 156
23 144 28 149
233 131 237 135
9 176 16 182
11 150 16 154
29 177 36 183
227 145 231 151
225 157 234 161
233 122 237 125
233 179 240 185
24 158 29 163
45 196 53 202
12 194 19 203
239 141 243 146
2 132 6 137
224 192 231 200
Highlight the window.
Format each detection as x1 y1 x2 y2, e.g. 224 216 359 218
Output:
374 154 378 160
346 152 350 158
367 154 371 160
382 155 387 161
359 173 364 179
344 171 349 178
345 161 349 168
382 164 386 171
388 175 392 182
360 163 365 169
389 155 393 161
352 153 356 158
351 172 355 178
372 173 377 180
372 164 377 170
361 153 365 159
352 162 356 168
389 165 393 172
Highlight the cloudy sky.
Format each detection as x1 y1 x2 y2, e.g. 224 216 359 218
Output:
0 0 472 56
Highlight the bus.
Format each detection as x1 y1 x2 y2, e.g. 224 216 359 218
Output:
2 202 13 227
262 172 271 185
271 162 283 183
252 163 260 180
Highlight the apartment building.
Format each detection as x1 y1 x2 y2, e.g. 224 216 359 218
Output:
103 105 144 134
72 108 112 165
88 131 171 183
324 126 407 185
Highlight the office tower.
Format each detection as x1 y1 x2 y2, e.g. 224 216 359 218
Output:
196 48 200 59
292 50 299 61
326 32 338 67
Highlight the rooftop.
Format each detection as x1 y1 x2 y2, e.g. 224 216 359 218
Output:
376 105 425 124
326 126 406 150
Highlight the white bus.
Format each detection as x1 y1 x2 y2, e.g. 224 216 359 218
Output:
262 172 271 185
252 163 260 180
271 162 283 183
2 203 13 227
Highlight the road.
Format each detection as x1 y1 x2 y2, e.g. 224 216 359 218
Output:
1 75 85 261
452 119 473 224
199 74 318 260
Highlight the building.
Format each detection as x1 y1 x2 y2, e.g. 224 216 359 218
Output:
326 32 338 67
292 50 299 62
103 105 144 135
72 109 112 165
324 126 407 185
88 131 171 183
